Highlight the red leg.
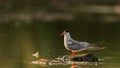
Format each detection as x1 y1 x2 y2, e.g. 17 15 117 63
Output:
71 63 77 68
71 51 75 57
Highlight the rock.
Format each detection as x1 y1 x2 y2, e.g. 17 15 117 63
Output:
30 53 100 66
71 53 99 62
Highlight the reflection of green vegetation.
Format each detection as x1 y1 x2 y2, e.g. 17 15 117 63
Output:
0 22 120 68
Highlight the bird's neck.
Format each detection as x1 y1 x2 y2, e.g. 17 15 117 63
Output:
64 33 72 45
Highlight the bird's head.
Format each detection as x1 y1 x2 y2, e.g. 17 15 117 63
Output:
60 30 69 36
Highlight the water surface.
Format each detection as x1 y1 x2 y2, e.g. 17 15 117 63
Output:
0 23 120 68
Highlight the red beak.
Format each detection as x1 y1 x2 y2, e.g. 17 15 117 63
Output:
60 32 65 36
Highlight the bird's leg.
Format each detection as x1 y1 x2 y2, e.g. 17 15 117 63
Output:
71 62 77 68
71 51 75 57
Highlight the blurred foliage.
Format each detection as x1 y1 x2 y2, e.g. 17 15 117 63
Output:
0 0 120 23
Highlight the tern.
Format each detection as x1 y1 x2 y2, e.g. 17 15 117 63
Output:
60 30 105 56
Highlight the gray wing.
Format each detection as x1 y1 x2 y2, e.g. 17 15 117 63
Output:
67 39 89 51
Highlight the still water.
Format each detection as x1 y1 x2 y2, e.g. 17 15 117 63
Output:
0 22 120 68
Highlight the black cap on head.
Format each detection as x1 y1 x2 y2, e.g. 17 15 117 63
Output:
64 30 69 33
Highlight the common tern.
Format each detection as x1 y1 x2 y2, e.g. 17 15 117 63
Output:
60 30 105 56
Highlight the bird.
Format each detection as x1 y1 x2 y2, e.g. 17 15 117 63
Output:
60 30 105 57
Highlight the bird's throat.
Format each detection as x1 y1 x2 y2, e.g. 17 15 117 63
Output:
64 33 72 48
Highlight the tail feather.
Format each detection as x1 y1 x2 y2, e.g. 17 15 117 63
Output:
87 41 106 50
86 47 106 50
89 41 105 47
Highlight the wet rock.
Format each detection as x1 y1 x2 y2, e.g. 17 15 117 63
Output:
71 54 99 62
29 53 102 66
56 53 99 62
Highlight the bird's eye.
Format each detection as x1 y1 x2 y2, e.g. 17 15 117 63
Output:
64 30 69 32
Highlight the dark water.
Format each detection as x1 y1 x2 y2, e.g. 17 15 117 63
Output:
0 22 120 68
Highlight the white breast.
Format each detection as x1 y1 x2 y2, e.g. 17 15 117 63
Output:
64 34 72 50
